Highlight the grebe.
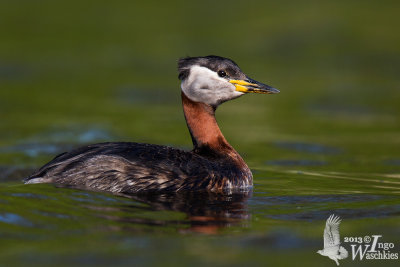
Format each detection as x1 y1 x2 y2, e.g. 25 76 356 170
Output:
25 55 279 193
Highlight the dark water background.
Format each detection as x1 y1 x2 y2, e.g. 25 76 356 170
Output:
1 1 399 266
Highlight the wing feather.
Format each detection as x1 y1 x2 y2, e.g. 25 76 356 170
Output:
323 214 342 248
25 142 247 193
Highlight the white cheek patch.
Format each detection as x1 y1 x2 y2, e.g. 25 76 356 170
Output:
181 65 244 106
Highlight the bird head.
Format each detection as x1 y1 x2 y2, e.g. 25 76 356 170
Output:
178 55 279 107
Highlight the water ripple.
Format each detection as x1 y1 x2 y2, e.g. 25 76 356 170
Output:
0 213 33 227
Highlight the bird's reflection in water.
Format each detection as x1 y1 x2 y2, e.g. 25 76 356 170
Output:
89 190 252 234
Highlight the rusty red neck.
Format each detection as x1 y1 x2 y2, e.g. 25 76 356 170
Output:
181 92 247 165
181 92 225 149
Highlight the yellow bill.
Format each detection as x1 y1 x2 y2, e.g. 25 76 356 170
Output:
230 78 279 94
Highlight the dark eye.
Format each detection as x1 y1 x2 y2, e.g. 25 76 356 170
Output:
218 70 227 77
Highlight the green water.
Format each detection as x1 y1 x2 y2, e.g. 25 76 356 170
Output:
1 0 400 266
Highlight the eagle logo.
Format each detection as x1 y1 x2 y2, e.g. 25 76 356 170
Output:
317 214 348 265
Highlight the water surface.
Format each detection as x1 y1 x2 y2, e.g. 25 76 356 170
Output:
1 0 400 266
